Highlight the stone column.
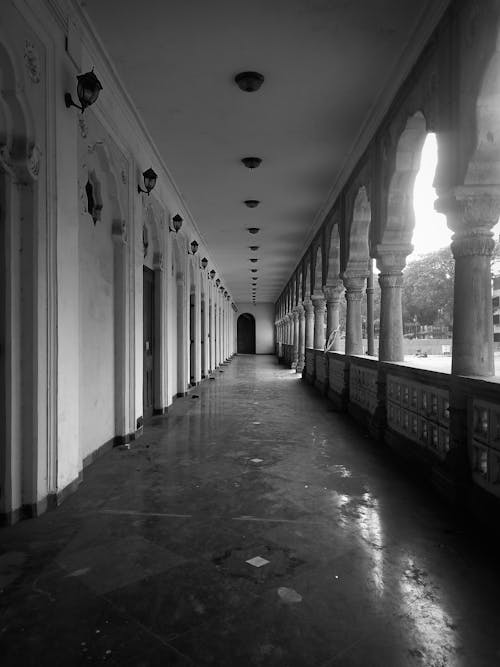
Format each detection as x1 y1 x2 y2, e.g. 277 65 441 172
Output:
297 305 306 372
324 283 343 351
366 259 375 356
437 188 500 376
304 300 314 348
291 309 299 369
312 295 326 350
343 275 365 356
375 247 411 362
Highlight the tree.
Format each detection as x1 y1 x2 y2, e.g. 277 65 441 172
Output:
402 247 454 326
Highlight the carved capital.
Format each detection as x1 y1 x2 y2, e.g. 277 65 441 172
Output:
304 300 314 318
297 305 305 321
324 283 343 305
435 187 500 232
378 273 403 289
312 296 326 314
342 275 366 294
374 243 412 274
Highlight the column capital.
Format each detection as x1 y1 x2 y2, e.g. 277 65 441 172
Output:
297 304 305 320
324 283 343 304
312 296 326 312
378 273 403 289
304 300 314 316
374 243 412 274
342 274 366 294
435 186 500 230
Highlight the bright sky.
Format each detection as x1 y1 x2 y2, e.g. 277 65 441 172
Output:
411 133 500 258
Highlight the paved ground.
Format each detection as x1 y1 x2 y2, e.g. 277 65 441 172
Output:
1 355 500 666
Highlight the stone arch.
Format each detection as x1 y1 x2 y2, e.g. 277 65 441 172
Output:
380 112 427 249
325 223 341 287
313 246 323 294
345 185 371 272
304 260 311 301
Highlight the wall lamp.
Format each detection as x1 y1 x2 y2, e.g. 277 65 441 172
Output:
188 240 199 255
169 214 183 233
200 257 208 270
137 168 158 195
216 278 221 287
209 269 216 280
65 69 102 113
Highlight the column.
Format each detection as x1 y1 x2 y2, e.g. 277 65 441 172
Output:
375 247 410 362
343 275 365 355
297 305 306 372
312 295 326 350
437 189 500 376
304 300 314 348
366 259 375 356
324 283 343 351
291 308 299 369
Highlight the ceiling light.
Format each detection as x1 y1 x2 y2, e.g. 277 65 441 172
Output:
234 71 264 92
241 157 262 169
247 227 260 234
65 69 102 113
244 199 260 208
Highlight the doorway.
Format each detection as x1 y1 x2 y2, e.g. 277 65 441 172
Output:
237 313 256 354
143 267 155 420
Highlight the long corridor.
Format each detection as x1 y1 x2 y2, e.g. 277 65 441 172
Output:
1 355 500 666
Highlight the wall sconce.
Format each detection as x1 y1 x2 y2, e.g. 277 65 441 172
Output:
241 157 262 169
169 214 183 233
216 279 221 287
188 240 199 255
224 290 228 297
137 168 158 195
200 257 208 270
209 269 216 280
65 70 102 113
247 227 260 235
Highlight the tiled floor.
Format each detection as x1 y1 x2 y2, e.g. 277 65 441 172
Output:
1 355 500 666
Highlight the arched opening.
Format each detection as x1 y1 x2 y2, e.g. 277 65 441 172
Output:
237 313 256 354
189 290 196 385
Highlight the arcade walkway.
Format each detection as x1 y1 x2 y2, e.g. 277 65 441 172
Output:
1 356 499 666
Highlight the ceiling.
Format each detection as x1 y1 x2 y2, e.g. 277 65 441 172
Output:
80 0 445 304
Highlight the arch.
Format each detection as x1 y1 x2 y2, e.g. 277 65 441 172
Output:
172 235 188 395
304 260 311 301
325 223 341 287
381 112 427 249
346 185 372 270
237 313 256 354
313 246 323 294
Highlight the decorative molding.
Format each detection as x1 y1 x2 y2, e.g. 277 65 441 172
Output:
24 40 41 83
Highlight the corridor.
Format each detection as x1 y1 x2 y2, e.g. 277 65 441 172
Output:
1 355 500 666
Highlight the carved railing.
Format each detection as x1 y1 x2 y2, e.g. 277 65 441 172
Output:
327 352 346 395
386 368 450 460
305 347 315 381
350 357 378 416
315 351 328 389
467 381 500 499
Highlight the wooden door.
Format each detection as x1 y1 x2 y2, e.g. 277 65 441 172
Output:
143 267 155 419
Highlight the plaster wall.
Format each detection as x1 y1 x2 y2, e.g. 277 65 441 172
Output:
236 303 275 354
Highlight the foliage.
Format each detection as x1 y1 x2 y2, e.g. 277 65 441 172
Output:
402 247 454 325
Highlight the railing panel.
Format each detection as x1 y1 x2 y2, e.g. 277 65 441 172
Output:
328 355 345 394
350 362 377 415
305 348 315 378
470 399 500 498
315 352 328 386
386 372 450 460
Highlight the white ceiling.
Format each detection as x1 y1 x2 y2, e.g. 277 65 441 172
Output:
80 0 446 304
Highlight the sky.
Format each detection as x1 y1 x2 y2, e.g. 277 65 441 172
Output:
411 133 500 260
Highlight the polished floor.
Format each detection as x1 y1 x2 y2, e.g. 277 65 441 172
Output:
1 355 500 666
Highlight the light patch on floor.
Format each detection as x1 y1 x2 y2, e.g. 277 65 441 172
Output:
278 587 302 603
245 556 270 568
250 458 263 463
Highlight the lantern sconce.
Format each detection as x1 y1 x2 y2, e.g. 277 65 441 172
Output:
200 257 208 270
215 278 221 287
137 168 158 195
65 69 102 113
169 214 183 233
188 240 199 255
209 269 216 280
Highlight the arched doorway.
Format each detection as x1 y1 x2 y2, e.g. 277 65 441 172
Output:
237 313 256 354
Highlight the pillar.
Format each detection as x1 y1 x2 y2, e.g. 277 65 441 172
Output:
366 259 375 356
297 305 306 372
343 275 365 355
312 295 326 350
437 189 500 376
304 300 314 348
375 247 411 362
291 308 299 369
324 283 343 351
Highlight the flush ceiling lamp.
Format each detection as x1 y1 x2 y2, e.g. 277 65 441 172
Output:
244 199 260 208
169 214 183 233
65 69 102 113
241 157 262 169
235 71 264 92
137 168 158 195
247 227 260 234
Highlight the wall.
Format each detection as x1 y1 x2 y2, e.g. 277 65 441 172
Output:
236 303 275 354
